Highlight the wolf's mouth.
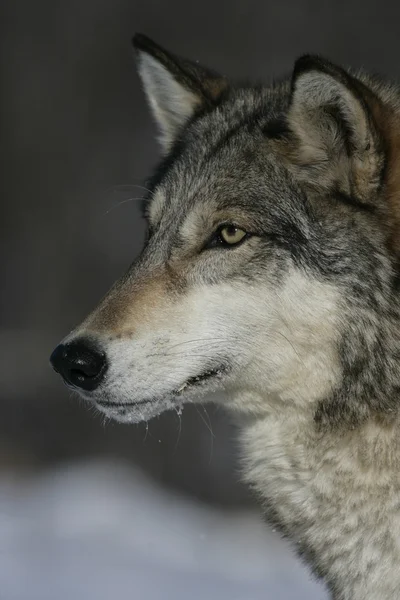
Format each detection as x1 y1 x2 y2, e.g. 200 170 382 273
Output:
95 364 228 412
91 363 229 424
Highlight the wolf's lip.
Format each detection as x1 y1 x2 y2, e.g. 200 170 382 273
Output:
175 364 228 394
96 399 154 408
95 365 227 409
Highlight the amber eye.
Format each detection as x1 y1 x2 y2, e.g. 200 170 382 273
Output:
203 223 249 250
218 225 247 246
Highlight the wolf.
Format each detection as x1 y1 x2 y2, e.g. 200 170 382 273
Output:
50 34 400 599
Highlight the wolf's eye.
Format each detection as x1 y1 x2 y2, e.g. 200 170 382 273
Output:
204 224 248 250
203 224 249 250
218 225 247 246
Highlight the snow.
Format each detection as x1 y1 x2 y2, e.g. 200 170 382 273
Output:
0 460 327 600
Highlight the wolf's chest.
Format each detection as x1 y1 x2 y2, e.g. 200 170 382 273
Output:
239 415 400 598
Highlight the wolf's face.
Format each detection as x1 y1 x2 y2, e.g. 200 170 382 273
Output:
51 36 399 426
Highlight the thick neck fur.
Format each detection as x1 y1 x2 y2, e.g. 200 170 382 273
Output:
240 408 400 599
238 288 400 599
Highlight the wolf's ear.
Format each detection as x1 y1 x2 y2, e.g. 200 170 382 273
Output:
133 34 228 153
283 55 385 204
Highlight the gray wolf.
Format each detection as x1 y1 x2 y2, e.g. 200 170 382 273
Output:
50 34 400 599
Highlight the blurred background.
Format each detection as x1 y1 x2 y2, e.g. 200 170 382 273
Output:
1 0 398 598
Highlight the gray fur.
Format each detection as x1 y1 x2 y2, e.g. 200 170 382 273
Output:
54 35 400 599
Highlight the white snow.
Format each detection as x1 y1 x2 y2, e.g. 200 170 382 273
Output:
0 460 327 600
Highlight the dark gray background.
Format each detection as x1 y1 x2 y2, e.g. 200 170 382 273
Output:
2 0 399 504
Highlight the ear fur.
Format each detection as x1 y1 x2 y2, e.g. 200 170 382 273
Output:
283 55 385 206
133 34 228 153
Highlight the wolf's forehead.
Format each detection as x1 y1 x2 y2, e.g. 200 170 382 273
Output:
147 173 219 230
147 150 292 231
147 147 269 227
146 89 293 227
147 154 250 227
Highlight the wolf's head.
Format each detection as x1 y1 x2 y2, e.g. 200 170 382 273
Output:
51 35 400 427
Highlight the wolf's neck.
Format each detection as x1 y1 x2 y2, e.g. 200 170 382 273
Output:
239 407 400 599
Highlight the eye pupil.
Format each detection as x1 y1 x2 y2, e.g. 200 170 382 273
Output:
225 226 237 237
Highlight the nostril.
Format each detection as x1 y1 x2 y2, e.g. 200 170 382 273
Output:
50 339 107 392
49 344 67 375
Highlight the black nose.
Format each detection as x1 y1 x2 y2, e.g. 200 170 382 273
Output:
50 339 107 391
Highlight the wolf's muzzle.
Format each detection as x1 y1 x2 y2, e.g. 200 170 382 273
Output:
50 338 107 392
